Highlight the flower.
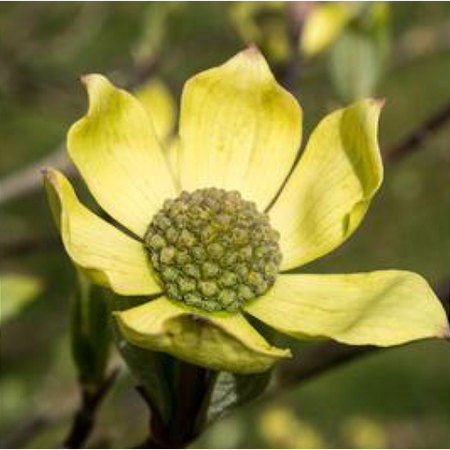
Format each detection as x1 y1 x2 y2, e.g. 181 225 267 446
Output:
44 47 449 374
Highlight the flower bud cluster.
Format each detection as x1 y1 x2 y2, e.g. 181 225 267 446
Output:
145 188 281 312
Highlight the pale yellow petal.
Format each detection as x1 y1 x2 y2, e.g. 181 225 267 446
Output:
135 78 176 143
135 79 179 188
178 47 302 211
43 169 161 296
165 137 181 191
115 296 291 374
270 99 383 271
68 74 176 238
245 272 449 346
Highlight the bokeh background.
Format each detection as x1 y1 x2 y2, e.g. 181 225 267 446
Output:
1 2 449 448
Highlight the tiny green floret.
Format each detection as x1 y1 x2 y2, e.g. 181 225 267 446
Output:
145 188 282 312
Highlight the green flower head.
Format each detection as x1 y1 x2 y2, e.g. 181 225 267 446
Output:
44 47 449 374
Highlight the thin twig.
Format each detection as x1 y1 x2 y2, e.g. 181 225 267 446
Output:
0 54 161 209
276 342 376 390
385 98 450 162
0 234 60 260
0 145 73 207
0 414 52 449
63 369 120 449
278 1 314 92
0 369 120 450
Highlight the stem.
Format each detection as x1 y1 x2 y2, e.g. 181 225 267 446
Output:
137 361 211 449
0 414 51 448
278 1 313 91
167 361 210 448
63 369 119 449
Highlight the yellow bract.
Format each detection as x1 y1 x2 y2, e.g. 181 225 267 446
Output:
165 137 181 190
44 169 161 296
135 78 180 188
245 271 449 345
135 78 176 144
270 99 383 271
115 296 290 374
178 47 302 211
68 74 176 238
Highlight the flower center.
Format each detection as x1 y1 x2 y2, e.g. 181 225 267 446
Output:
144 188 282 312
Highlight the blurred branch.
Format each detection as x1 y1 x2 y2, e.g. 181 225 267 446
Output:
385 98 450 162
278 2 314 91
49 3 110 63
0 234 60 261
273 276 449 393
0 414 52 449
275 342 376 390
0 145 73 207
0 52 161 209
0 331 119 449
63 368 119 449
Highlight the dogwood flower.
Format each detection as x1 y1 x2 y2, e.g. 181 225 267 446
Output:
44 47 449 374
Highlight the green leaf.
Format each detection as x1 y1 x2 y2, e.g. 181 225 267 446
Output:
201 370 272 425
116 337 174 425
329 28 384 101
0 274 42 326
328 4 390 102
71 271 111 385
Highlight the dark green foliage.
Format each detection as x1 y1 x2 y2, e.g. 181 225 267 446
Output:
70 272 111 385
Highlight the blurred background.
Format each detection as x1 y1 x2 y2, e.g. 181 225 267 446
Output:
0 2 449 448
